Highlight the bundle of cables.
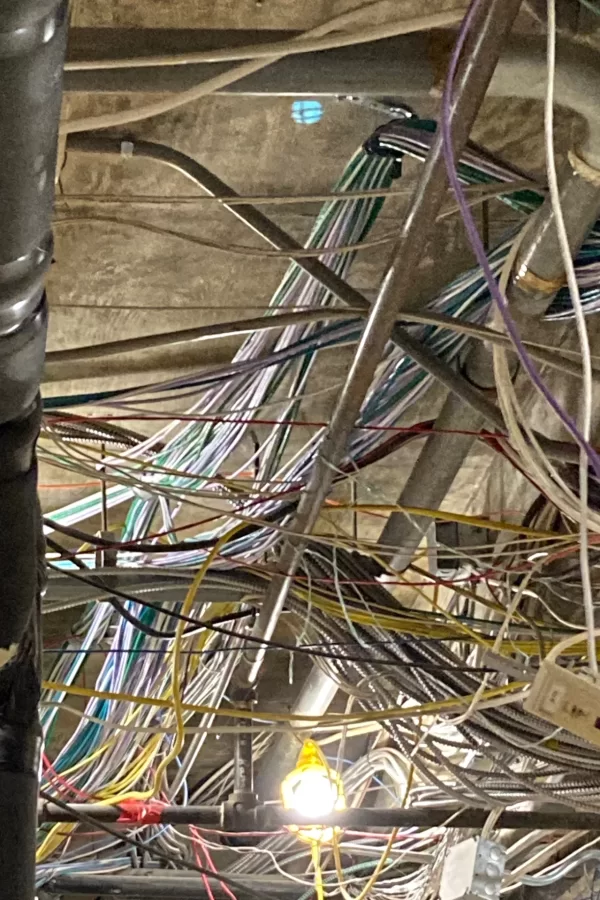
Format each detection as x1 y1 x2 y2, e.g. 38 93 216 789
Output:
38 111 600 892
41 119 559 564
39 536 600 890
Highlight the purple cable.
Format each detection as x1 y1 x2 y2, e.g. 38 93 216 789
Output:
439 0 600 480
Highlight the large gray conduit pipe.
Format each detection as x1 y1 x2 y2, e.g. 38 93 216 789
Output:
0 1 67 897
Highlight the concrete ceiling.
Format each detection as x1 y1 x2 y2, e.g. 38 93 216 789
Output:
41 0 600 540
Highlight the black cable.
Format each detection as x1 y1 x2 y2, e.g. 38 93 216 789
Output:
41 630 496 673
47 549 545 668
38 790 272 900
43 646 495 672
46 562 254 639
46 536 88 571
40 427 427 557
44 515 264 555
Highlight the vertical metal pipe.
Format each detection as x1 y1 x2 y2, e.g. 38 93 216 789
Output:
233 728 255 798
0 3 67 898
246 0 524 682
231 691 256 807
381 161 600 571
256 665 339 798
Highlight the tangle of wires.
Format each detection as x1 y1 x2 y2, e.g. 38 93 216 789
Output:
38 110 600 897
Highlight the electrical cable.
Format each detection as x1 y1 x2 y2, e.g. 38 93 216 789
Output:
46 562 254 638
545 0 598 679
45 283 600 377
42 75 600 887
59 6 463 133
64 8 465 70
38 790 274 900
439 0 600 479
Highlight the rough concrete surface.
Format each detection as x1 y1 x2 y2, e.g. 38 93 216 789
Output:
42 0 600 607
45 1 600 524
40 7 600 888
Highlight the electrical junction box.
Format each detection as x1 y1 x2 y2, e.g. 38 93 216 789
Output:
440 837 506 900
524 660 600 746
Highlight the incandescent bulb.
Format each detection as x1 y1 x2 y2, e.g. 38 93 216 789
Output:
280 740 346 842
289 769 340 818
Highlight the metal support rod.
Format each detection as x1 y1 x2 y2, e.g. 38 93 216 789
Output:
245 0 524 682
37 801 600 831
64 136 582 469
256 664 339 799
45 308 359 364
231 690 256 806
381 161 600 570
44 873 311 899
39 801 222 824
233 725 255 798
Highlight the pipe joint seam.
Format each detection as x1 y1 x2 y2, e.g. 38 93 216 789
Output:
0 0 65 59
0 237 52 337
0 303 47 428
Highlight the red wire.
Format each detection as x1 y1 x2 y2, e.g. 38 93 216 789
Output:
42 751 93 801
190 832 216 900
190 826 237 900
45 477 310 560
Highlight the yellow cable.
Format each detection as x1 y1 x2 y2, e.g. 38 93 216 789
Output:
333 826 397 900
42 679 527 726
152 523 247 795
39 527 247 861
311 840 325 900
329 504 566 539
295 588 502 649
37 737 165 863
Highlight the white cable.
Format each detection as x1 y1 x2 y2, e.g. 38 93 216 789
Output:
60 7 462 133
65 9 466 70
546 0 597 679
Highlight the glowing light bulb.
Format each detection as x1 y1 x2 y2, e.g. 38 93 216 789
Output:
280 740 346 843
289 769 340 818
